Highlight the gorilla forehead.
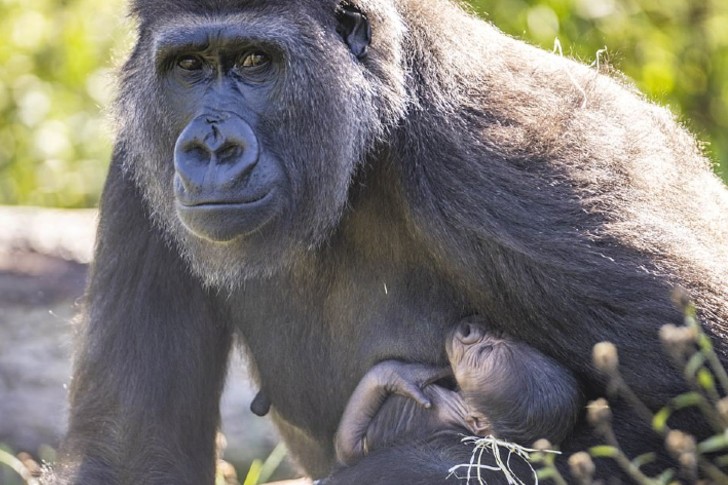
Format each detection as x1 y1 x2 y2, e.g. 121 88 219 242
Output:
131 0 341 20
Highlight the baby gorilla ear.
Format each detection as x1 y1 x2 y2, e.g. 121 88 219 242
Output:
336 2 371 59
466 412 491 436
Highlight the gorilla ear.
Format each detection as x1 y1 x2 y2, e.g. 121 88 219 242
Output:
466 412 491 436
336 2 371 60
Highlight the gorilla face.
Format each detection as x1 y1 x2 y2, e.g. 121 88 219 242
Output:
115 2 404 286
445 320 499 381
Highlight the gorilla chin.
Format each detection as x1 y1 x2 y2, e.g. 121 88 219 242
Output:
176 191 279 242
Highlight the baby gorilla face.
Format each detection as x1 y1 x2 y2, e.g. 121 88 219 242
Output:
445 320 499 378
445 320 505 435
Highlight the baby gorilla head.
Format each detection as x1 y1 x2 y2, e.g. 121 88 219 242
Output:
445 318 583 444
445 319 509 435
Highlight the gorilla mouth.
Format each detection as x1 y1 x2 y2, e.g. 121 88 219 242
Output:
178 190 271 208
176 190 278 242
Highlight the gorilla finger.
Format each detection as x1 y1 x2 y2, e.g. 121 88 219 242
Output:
394 380 432 408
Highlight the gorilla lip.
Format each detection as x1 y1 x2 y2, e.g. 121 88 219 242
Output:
176 190 278 242
177 189 271 207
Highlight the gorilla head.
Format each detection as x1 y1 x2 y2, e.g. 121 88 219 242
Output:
116 0 408 284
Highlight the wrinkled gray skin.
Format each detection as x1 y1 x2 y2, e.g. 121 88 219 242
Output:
51 0 728 484
334 319 583 467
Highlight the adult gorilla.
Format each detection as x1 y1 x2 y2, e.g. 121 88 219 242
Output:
55 0 728 483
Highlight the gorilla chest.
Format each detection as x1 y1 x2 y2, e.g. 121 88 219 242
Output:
230 264 466 437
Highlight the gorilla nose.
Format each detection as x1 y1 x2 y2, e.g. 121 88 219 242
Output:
186 137 243 166
174 114 260 196
455 322 482 345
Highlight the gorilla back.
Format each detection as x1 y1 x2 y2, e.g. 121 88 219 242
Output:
56 0 728 483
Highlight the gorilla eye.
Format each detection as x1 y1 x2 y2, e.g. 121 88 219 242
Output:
238 51 271 70
177 55 204 71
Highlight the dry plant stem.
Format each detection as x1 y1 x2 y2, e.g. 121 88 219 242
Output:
609 366 728 483
688 440 728 482
548 467 569 485
660 351 725 434
686 391 724 433
609 373 656 425
696 335 728 396
597 425 658 485
543 468 568 485
611 365 724 435
572 476 588 485
704 347 728 395
685 306 728 394
696 380 722 416
699 461 728 485
684 351 722 405
668 353 723 431
0 449 40 485
448 436 549 485
534 451 568 485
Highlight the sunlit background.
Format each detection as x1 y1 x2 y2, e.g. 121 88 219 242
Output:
0 0 726 209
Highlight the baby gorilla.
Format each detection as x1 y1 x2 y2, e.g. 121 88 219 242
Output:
335 318 583 465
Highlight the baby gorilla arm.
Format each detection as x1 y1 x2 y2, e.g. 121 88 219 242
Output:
334 361 447 465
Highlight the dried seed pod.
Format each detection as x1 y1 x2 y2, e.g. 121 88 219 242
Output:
592 342 619 374
568 451 596 483
586 398 612 428
659 324 698 360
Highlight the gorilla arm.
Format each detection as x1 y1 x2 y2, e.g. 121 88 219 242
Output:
334 361 448 465
56 153 233 485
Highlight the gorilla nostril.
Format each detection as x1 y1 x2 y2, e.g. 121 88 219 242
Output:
217 143 243 163
183 144 212 166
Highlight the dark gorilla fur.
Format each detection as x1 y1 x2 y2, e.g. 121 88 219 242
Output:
52 0 728 484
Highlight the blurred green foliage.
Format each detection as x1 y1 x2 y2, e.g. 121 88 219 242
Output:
0 0 725 208
0 0 131 207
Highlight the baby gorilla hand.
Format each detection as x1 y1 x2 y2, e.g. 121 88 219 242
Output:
372 360 450 408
